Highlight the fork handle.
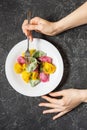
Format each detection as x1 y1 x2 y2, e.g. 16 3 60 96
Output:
27 10 31 24
27 10 31 50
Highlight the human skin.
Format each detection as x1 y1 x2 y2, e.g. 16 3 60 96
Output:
39 89 87 120
22 2 87 40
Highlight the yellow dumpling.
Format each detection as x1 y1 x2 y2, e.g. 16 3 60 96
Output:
22 52 25 57
31 71 39 80
14 63 23 73
30 49 36 56
21 71 31 83
22 49 36 57
22 64 26 70
43 62 56 74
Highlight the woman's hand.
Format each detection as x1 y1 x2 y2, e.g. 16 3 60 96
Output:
22 2 87 41
39 89 84 120
22 17 57 41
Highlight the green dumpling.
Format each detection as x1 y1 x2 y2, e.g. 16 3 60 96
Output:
32 50 46 58
26 57 38 72
30 79 40 87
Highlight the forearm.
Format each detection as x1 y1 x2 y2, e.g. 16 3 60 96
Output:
54 2 87 34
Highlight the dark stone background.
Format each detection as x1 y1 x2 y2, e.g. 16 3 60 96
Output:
0 0 87 130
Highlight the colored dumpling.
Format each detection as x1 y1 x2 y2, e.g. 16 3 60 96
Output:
14 49 56 87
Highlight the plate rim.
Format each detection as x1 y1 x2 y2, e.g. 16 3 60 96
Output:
5 38 64 97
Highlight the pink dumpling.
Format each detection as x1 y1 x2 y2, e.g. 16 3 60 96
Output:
17 56 26 64
39 56 52 63
40 72 49 82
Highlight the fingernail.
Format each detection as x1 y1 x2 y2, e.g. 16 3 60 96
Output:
38 104 41 106
53 117 55 120
43 111 46 114
43 111 45 114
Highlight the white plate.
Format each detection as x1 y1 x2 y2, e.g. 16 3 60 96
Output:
5 38 64 97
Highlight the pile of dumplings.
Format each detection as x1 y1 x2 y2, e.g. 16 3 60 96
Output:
14 49 56 87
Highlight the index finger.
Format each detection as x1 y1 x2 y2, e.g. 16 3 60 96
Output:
30 17 40 24
41 95 62 105
22 19 28 27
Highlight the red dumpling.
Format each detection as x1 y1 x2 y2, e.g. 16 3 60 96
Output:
17 56 26 64
39 56 52 63
39 72 49 82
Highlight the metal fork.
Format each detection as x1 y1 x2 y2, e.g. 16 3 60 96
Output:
25 10 31 64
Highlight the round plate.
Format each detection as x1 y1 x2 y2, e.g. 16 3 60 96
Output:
5 38 64 97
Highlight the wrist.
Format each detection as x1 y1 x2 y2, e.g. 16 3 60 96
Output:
53 20 68 35
49 22 59 36
79 90 87 103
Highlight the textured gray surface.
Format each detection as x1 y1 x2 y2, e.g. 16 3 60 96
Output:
0 0 87 130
